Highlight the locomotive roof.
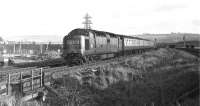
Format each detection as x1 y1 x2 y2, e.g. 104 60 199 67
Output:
66 28 151 41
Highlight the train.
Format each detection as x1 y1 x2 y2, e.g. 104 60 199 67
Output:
63 28 155 64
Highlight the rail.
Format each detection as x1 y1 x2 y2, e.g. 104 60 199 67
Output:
0 51 147 97
0 56 123 96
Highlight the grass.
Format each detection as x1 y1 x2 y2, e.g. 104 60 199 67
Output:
44 48 199 106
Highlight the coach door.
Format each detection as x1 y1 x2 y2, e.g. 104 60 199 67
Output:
121 37 124 55
118 37 122 51
106 34 111 53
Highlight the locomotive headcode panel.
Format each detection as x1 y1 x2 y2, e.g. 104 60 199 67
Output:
63 35 82 55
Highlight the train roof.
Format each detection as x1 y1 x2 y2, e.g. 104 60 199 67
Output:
66 28 151 41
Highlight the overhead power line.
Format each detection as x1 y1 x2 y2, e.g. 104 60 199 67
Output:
82 13 92 29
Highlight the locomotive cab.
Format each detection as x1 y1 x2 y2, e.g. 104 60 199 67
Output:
63 34 85 64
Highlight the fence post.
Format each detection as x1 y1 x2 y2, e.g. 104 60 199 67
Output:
176 101 181 106
151 102 154 106
20 72 22 92
31 70 33 91
41 68 43 87
7 73 10 95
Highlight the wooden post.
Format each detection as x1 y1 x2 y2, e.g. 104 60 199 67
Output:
40 44 43 54
31 70 33 90
183 35 186 47
151 102 154 106
159 73 164 105
7 73 10 95
40 68 43 87
176 101 181 106
20 72 22 92
13 43 15 54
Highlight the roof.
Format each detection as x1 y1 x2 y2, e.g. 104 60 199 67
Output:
65 28 151 41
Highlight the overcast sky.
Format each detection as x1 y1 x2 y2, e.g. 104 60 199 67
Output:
0 0 199 42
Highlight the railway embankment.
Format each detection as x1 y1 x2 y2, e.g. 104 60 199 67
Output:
44 48 199 106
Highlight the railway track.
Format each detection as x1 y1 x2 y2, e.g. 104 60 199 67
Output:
176 47 200 57
1 51 137 73
0 54 131 84
0 47 155 86
1 47 197 84
12 48 152 68
13 58 67 68
0 57 125 97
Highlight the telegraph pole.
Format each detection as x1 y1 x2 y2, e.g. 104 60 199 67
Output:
154 38 157 47
40 44 43 54
82 13 92 29
19 41 22 54
13 42 15 54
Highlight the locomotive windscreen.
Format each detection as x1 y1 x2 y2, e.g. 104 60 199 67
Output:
66 39 81 49
66 39 80 45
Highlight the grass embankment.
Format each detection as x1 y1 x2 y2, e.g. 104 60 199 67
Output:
45 48 199 106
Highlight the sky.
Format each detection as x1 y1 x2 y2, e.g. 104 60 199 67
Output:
0 0 199 42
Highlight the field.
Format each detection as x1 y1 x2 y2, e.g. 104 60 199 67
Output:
136 33 200 43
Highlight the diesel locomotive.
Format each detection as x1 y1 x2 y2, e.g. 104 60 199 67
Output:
63 28 154 64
